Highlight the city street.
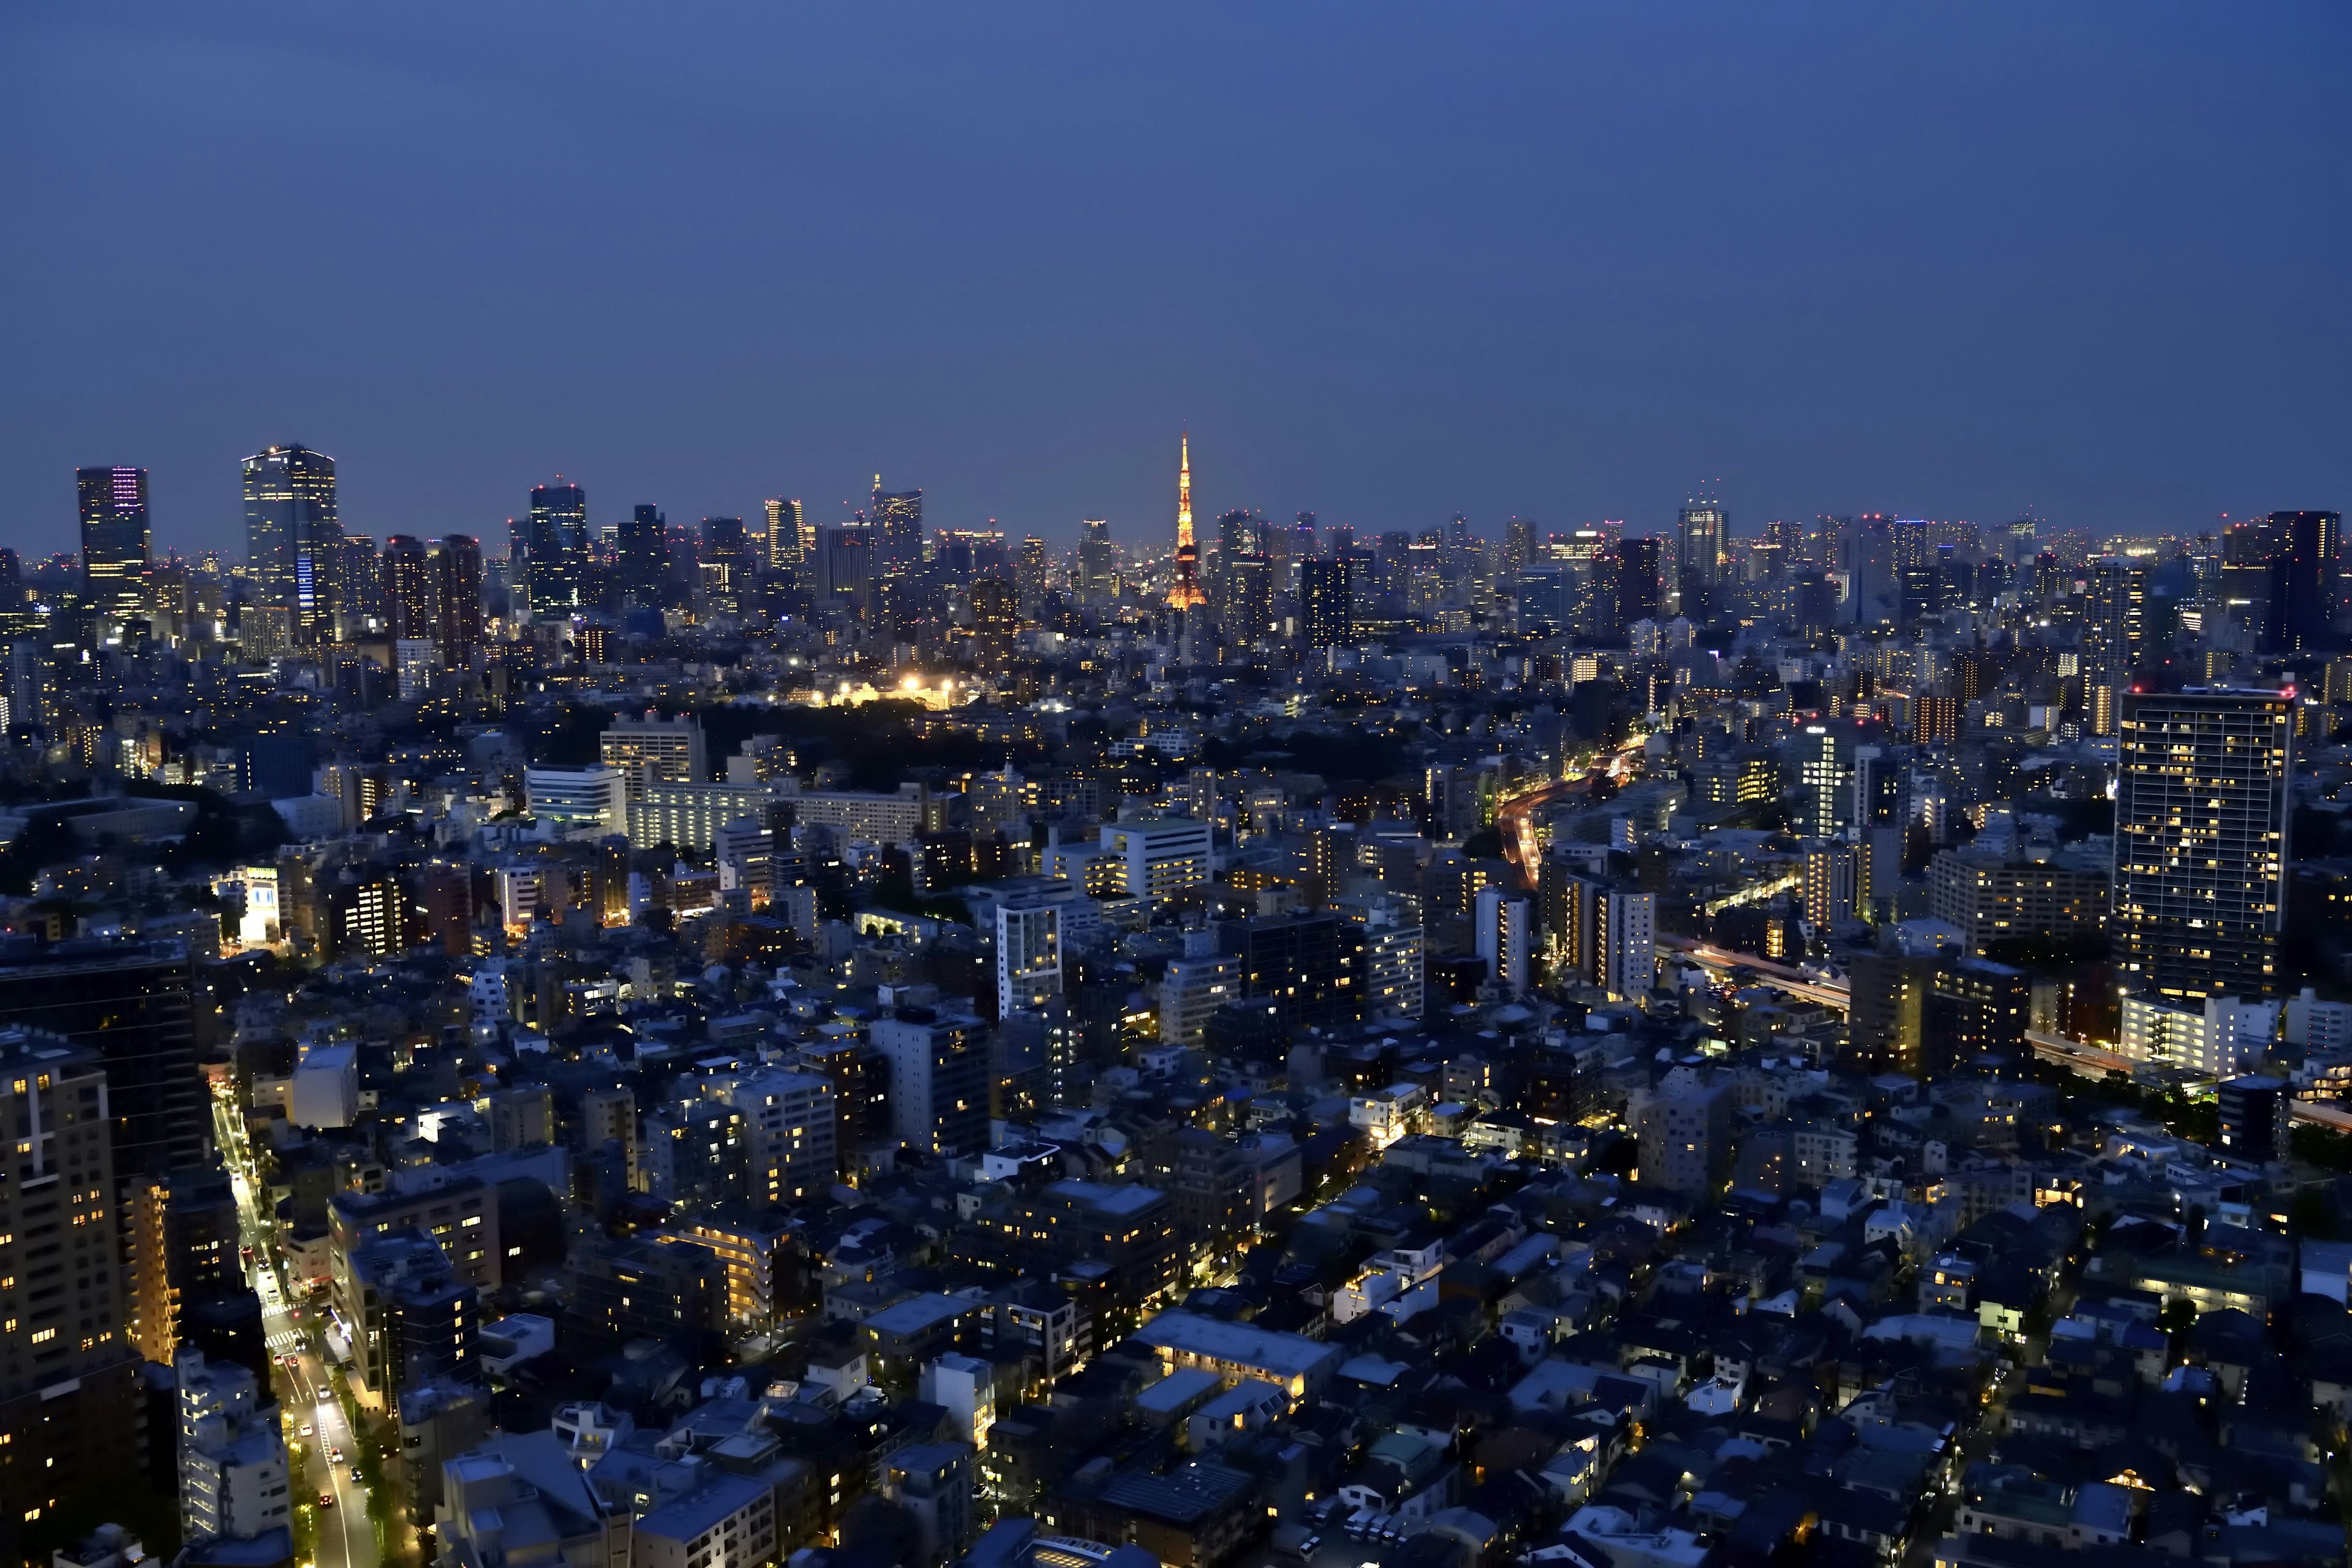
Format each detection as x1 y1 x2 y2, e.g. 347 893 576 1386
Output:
215 1091 382 1568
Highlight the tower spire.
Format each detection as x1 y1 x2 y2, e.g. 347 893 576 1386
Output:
1169 431 1204 609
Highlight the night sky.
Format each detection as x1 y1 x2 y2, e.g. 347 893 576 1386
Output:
4 4 2346 557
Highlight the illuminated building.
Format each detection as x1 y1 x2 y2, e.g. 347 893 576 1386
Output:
996 900 1064 1018
1475 885 1531 997
600 712 709 793
524 480 587 616
871 478 924 577
2113 687 2294 1001
615 503 669 599
432 533 484 665
765 496 805 565
75 466 150 618
243 443 340 643
1300 556 1352 648
1677 497 1725 594
876 1003 989 1158
1099 816 1210 907
1167 434 1204 611
971 575 1020 660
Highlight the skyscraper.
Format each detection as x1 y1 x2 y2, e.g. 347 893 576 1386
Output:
2082 557 2147 731
764 497 805 567
382 534 434 641
699 516 753 609
1300 556 1352 649
1612 537 1664 633
76 466 150 617
2111 688 2294 1002
433 535 484 666
1167 434 1204 611
243 444 339 643
2269 509 2343 650
1677 498 1725 596
871 479 924 577
524 480 587 616
615 503 668 602
1079 518 1114 603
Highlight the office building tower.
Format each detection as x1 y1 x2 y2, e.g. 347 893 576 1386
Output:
1596 888 1657 1001
1300 556 1352 649
1504 516 1539 575
1221 551 1272 645
2269 510 2342 650
1677 498 1725 597
971 576 1020 660
0 938 203 1184
432 534 484 666
614 503 669 600
2082 557 2147 727
1842 515 1898 627
875 1002 990 1157
1612 536 1664 633
243 444 339 642
0 1029 141 1568
1474 886 1531 997
818 524 873 608
996 900 1064 1018
765 497 805 566
1167 435 1205 611
76 466 150 617
380 533 434 642
699 515 754 609
1079 518 1115 603
871 478 924 577
1796 725 1849 839
1221 911 1359 1034
524 480 587 616
339 532 383 631
2112 688 2294 1002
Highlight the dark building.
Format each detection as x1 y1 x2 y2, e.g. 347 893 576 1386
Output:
75 466 151 618
0 937 204 1184
871 481 924 578
566 1234 726 1357
1300 557 1353 650
2268 510 2342 651
1926 957 2031 1074
433 534 485 665
1219 913 1359 1035
1613 536 1664 631
615 505 670 602
0 1029 143 1568
128 1167 243 1366
382 533 434 641
2218 1075 2291 1163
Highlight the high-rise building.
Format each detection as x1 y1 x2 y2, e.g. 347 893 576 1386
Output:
75 466 150 617
432 534 484 666
0 1028 142 1568
2112 688 2294 1002
0 937 203 1185
1079 518 1115 603
243 445 339 643
970 576 1020 661
1611 536 1664 633
875 1002 989 1157
175 1349 293 1548
699 516 754 609
1677 499 1725 596
1221 552 1272 646
2269 510 2343 650
382 533 434 641
764 497 805 566
871 478 924 577
1300 556 1352 649
524 480 587 616
615 504 669 600
1167 435 1205 611
1474 886 1531 997
2082 557 2147 728
995 900 1063 1018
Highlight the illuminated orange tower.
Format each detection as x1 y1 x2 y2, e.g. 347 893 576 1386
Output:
1168 432 1205 610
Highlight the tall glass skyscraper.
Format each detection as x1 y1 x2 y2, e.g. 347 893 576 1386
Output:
243 445 340 643
2111 687 2294 1002
76 466 151 617
525 480 588 616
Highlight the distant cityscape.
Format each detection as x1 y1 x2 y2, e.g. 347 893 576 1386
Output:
2 435 2350 1568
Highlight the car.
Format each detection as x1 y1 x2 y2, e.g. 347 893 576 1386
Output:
317 1389 335 1404
328 1446 344 1463
318 1493 335 1508
297 1423 313 1437
1295 1537 1321 1559
1343 1510 1374 1540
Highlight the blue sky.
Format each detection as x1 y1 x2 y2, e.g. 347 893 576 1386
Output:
3 3 2346 556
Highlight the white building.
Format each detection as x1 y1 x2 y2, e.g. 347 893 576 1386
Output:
176 1351 292 1545
524 766 627 834
1099 816 1211 907
1159 928 1238 1046
995 900 1063 1018
1599 889 1657 1002
919 1352 997 1450
2117 993 2278 1077
1476 886 1532 997
288 1039 359 1129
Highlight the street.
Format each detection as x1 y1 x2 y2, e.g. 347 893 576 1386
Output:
214 1090 382 1568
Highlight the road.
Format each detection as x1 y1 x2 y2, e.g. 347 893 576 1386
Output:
1658 935 1855 1011
214 1090 382 1568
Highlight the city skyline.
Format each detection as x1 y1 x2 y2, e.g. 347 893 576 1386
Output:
6 6 2348 556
